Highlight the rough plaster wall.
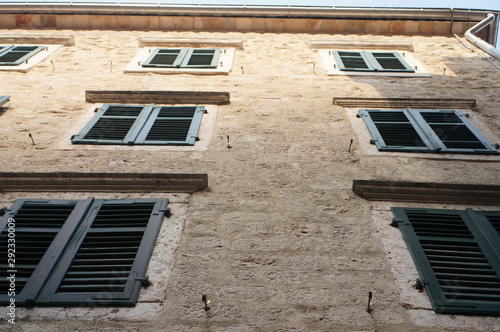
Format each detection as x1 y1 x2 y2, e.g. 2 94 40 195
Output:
0 29 499 331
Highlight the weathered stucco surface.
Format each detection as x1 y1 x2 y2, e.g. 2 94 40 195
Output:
0 28 499 331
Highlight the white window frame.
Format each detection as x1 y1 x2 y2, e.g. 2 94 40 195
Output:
0 45 62 72
125 47 235 75
319 49 431 77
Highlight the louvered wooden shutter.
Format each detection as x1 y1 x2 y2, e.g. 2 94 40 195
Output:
0 198 169 306
332 51 371 71
72 104 154 144
0 46 46 66
392 207 500 315
72 104 204 146
415 110 498 154
359 109 432 152
360 109 499 154
0 199 81 305
136 106 204 145
369 52 414 72
182 49 221 68
141 48 186 68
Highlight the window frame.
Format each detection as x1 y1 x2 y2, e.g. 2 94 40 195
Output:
332 50 415 72
359 108 499 155
0 45 47 66
0 197 169 306
391 207 500 315
71 104 205 146
141 48 222 69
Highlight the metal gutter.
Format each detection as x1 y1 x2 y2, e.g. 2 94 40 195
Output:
464 13 500 59
0 3 497 21
0 3 498 44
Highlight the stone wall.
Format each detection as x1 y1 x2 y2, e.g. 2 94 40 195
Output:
0 28 499 331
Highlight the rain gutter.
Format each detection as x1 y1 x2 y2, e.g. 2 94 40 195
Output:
464 13 500 59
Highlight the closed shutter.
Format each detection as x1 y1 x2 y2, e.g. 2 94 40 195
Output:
416 110 497 154
0 199 82 305
72 104 153 145
0 45 46 66
141 48 221 69
391 207 500 315
141 48 186 68
359 109 499 154
182 49 221 68
0 198 169 306
72 104 204 146
135 106 204 145
333 51 413 72
359 109 432 152
333 51 371 71
369 52 414 72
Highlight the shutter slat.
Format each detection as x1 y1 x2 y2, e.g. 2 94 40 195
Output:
392 207 500 315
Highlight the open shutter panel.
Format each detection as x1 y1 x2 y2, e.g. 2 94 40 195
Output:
359 109 432 152
0 199 84 305
71 104 153 145
42 199 168 306
415 110 499 154
182 49 221 68
136 106 204 145
141 48 186 68
0 46 46 66
392 207 500 315
370 52 415 72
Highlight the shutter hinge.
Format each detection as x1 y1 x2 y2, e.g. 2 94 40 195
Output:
141 275 152 288
389 218 399 228
414 278 429 292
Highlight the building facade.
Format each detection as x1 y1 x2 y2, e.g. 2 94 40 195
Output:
0 5 499 331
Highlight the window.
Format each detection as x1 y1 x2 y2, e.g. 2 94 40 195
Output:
0 45 46 66
359 108 499 154
0 198 169 306
142 48 222 68
332 50 414 72
318 48 430 77
391 207 500 315
72 104 205 145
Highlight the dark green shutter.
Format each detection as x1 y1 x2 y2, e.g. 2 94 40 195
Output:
332 51 413 72
359 109 432 152
369 52 414 72
141 48 221 69
0 198 169 306
72 104 153 145
415 110 498 154
333 51 371 71
0 45 46 66
72 104 204 146
360 108 499 154
141 48 186 68
0 199 81 305
182 49 221 68
135 106 204 145
392 207 500 315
